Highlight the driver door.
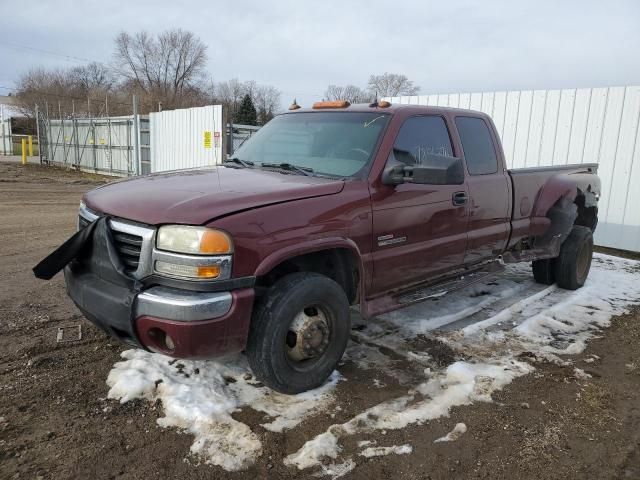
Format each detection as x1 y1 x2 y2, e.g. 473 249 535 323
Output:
369 115 469 295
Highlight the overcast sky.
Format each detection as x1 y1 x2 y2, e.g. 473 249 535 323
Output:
1 0 639 109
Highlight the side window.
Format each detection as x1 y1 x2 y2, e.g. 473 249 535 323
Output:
455 117 498 175
393 116 454 165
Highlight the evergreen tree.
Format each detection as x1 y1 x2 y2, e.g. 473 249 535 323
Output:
236 94 258 126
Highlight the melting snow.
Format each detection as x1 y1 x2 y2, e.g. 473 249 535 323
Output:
313 459 356 479
434 422 467 442
105 254 640 474
106 352 339 470
359 444 413 457
573 368 592 380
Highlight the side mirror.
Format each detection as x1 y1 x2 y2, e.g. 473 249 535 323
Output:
382 149 465 185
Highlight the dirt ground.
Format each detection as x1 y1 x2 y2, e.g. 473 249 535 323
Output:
1 160 639 480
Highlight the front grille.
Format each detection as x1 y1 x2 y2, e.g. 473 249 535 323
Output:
78 211 150 276
112 230 143 273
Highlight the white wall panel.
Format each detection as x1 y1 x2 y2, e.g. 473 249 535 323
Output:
149 105 223 173
0 118 12 155
389 86 640 252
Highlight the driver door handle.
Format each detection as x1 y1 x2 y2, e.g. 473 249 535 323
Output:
452 191 468 206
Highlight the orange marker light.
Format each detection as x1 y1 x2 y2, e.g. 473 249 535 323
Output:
197 265 221 278
200 230 232 254
312 100 351 109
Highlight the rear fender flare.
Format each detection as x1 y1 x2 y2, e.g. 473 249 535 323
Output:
532 174 577 218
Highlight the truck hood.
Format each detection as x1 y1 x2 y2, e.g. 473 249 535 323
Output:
83 167 346 225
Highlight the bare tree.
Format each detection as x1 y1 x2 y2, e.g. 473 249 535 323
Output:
367 72 419 98
68 62 115 93
14 66 123 118
254 85 281 124
14 67 65 117
324 84 372 103
214 78 247 122
213 79 281 124
113 29 208 109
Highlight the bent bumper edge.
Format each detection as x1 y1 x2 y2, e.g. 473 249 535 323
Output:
135 288 254 359
65 266 254 359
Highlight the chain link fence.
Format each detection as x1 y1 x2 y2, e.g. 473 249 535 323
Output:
36 98 261 176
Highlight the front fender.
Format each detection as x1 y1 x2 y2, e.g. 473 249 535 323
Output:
254 237 364 277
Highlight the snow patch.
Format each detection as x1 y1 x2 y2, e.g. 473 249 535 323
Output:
359 444 413 457
372 379 385 388
285 359 533 470
434 422 467 442
313 459 356 479
573 368 592 380
106 351 338 470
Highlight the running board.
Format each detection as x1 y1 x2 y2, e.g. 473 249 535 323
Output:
396 261 504 305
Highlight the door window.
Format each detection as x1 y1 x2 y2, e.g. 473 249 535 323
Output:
393 116 454 165
455 117 498 175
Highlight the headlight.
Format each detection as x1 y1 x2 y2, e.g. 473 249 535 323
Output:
154 226 233 281
157 226 233 255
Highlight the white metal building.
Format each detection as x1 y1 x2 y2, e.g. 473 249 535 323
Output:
387 86 640 252
149 105 224 173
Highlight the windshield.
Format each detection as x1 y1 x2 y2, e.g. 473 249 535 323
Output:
231 112 389 177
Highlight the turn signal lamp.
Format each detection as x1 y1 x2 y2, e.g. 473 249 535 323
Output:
155 262 221 279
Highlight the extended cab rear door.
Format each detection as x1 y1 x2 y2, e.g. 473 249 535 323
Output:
453 116 512 265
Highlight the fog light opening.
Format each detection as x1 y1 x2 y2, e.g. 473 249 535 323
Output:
147 327 175 353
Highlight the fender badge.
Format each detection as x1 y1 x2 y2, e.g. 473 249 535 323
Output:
377 234 407 247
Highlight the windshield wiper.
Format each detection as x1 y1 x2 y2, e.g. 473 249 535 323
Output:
260 162 314 176
223 157 254 168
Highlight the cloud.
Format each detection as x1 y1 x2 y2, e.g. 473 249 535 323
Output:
1 0 638 109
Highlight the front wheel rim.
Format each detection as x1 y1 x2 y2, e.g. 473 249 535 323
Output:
285 304 332 369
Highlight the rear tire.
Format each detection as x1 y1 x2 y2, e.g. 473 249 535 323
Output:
554 225 593 290
246 272 350 394
532 258 556 285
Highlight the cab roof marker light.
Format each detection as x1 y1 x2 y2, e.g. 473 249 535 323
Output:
312 100 351 109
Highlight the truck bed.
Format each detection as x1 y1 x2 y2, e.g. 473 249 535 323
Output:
507 163 599 248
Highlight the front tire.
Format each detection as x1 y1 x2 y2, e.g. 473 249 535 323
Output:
554 225 594 290
246 272 351 394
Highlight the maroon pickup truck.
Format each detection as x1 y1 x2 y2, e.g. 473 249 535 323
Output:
66 101 600 393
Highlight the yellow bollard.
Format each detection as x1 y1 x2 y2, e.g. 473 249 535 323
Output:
21 138 27 164
28 135 33 157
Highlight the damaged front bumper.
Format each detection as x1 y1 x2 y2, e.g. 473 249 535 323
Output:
64 257 254 359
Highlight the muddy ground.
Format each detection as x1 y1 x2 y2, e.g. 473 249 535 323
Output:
1 160 639 480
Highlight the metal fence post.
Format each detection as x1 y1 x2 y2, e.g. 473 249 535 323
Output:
106 94 113 175
0 104 5 155
73 117 80 169
91 118 97 172
132 95 141 176
35 104 42 163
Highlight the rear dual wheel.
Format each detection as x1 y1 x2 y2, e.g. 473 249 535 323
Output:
246 272 351 394
532 225 593 290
